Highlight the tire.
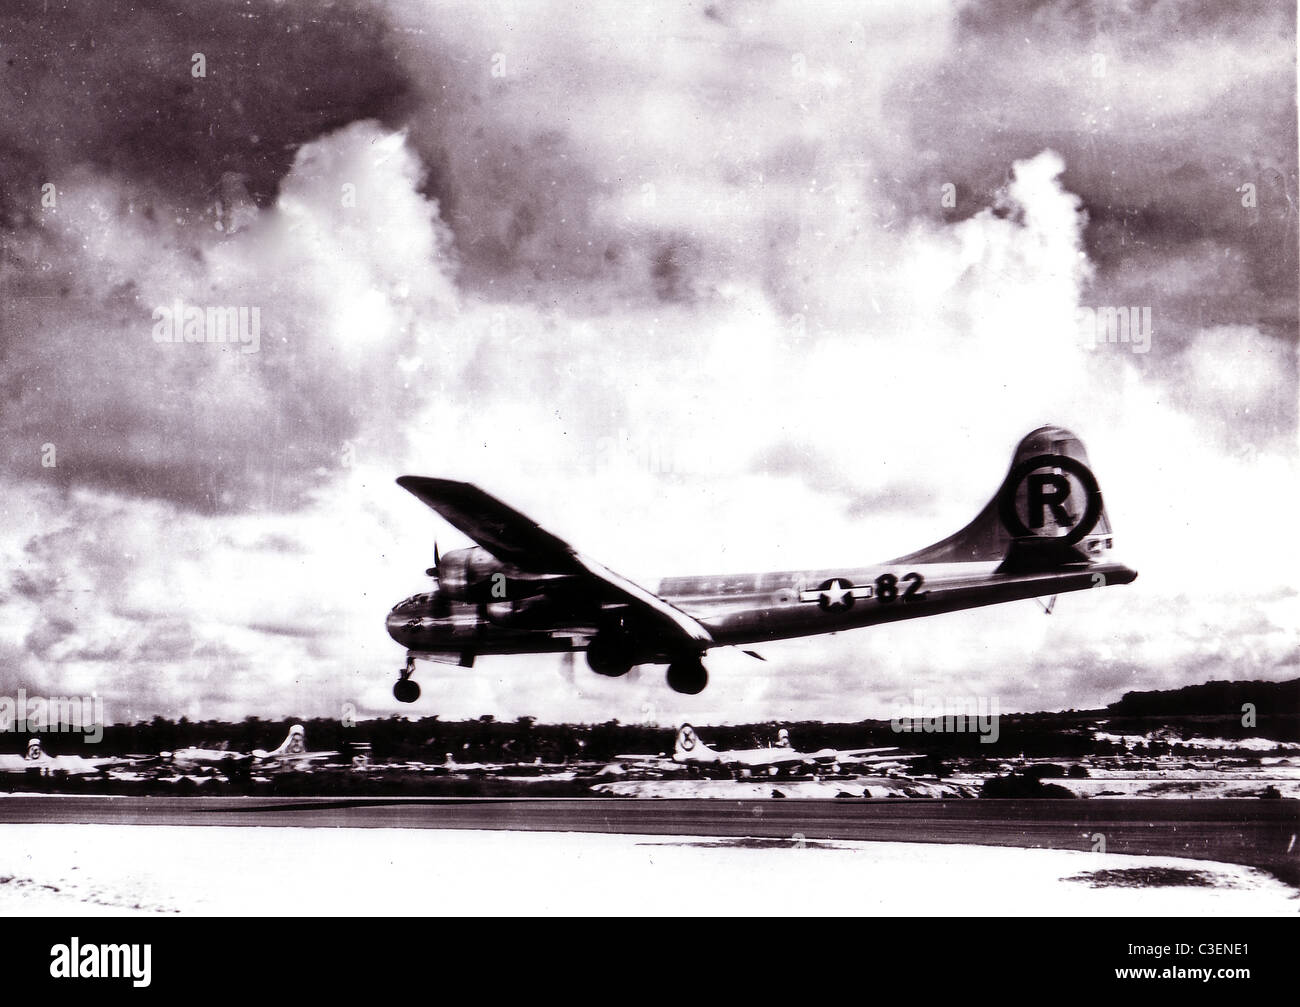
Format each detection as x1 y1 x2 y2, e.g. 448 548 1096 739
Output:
666 658 707 695
393 678 421 703
586 632 635 677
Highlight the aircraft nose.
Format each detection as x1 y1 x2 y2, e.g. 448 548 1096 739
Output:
386 609 412 644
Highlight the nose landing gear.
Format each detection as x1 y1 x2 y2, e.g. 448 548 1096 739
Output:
393 656 421 704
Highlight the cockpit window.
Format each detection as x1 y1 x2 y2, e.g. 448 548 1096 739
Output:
391 593 434 613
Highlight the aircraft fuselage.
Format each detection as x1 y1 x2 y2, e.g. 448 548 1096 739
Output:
384 426 1139 696
385 555 1138 663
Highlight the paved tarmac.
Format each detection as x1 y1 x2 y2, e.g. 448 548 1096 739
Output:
2 794 1296 882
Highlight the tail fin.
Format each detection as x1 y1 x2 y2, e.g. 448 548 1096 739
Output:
674 724 713 759
254 724 307 759
775 727 792 749
892 426 1114 571
279 724 307 756
25 738 42 761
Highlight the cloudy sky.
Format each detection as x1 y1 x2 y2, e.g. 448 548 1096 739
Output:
0 0 1296 725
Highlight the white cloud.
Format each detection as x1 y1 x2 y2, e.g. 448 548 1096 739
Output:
2 2 1294 724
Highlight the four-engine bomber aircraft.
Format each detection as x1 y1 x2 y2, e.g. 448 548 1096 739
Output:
386 426 1137 700
161 725 333 773
0 738 143 776
617 725 918 776
251 724 339 768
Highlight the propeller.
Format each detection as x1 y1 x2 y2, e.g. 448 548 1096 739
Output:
427 540 451 617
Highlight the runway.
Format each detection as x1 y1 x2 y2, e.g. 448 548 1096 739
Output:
3 795 1297 884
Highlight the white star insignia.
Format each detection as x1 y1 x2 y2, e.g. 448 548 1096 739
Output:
820 578 853 610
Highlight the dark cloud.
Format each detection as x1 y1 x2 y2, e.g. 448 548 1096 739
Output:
0 0 410 219
906 0 1297 333
0 0 1295 721
4 0 1295 513
0 2 441 512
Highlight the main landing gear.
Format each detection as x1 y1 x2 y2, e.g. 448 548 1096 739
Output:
586 633 710 694
393 656 421 704
586 630 635 678
666 656 708 695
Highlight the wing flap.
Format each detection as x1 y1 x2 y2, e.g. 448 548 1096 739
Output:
574 554 713 647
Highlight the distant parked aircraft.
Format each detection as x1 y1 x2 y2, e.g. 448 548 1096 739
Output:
0 738 143 776
616 725 918 777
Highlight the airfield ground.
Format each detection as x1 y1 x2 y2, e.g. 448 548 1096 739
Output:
0 821 1294 916
0 795 1295 914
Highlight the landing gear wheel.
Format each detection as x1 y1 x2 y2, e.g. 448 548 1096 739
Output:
666 657 708 695
393 677 421 703
586 631 635 677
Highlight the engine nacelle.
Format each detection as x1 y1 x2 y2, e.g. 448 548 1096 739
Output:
436 546 505 602
483 596 571 629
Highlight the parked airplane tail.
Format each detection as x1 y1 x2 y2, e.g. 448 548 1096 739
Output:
775 727 792 749
280 724 307 755
891 425 1116 572
674 724 713 759
25 738 42 761
254 724 307 759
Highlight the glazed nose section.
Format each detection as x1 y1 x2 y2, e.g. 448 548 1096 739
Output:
386 608 415 644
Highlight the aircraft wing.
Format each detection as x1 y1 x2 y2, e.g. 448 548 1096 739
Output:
724 750 808 768
838 753 923 764
572 554 713 646
254 751 337 764
397 477 713 649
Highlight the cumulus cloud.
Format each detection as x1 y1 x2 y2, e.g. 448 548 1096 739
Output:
0 0 1295 723
3 120 457 511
